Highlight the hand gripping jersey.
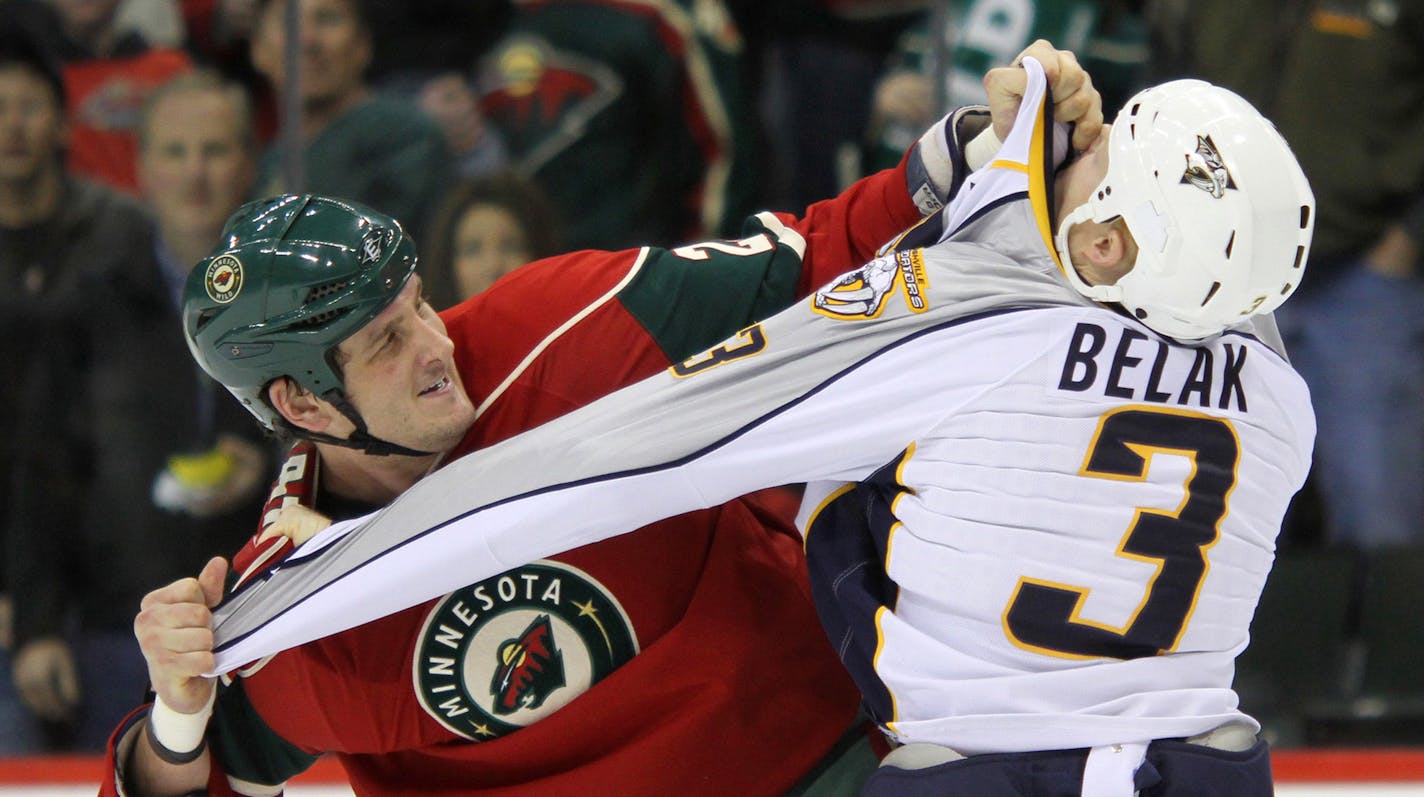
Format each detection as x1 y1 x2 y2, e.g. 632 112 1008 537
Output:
199 61 1310 783
101 151 930 795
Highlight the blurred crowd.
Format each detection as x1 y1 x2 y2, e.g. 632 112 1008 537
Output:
0 0 1420 756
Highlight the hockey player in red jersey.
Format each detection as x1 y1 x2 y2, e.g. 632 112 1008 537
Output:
107 43 1102 797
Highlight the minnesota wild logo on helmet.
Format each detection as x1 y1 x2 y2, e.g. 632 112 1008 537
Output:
183 194 418 436
203 254 244 304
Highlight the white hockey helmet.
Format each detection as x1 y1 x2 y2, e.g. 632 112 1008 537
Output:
1054 79 1315 341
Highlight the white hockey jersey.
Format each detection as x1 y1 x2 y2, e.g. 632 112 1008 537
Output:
210 59 1315 756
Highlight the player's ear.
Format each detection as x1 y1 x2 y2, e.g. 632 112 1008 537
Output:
268 378 338 434
1078 218 1136 285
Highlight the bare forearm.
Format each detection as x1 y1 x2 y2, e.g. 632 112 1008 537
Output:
119 718 212 797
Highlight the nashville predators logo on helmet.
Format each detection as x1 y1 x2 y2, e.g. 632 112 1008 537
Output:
413 561 638 741
1180 135 1237 199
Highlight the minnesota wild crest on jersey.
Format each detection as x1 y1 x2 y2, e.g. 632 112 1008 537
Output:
414 561 638 740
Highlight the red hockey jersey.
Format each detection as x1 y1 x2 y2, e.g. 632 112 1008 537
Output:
104 155 921 796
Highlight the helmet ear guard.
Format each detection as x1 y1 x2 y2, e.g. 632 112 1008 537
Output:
184 194 432 455
1054 80 1315 341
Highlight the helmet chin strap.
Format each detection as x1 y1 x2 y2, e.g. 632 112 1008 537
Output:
301 389 438 458
1055 203 1125 305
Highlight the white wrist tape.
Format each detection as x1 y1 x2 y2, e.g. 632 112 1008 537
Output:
964 125 1002 172
150 690 215 755
914 114 956 199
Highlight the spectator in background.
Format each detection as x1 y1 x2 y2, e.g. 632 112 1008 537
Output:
179 0 261 68
135 69 270 516
421 169 561 308
361 1 510 177
1 43 266 751
475 0 757 250
0 16 75 757
136 69 256 280
247 0 452 237
0 17 154 750
747 0 918 213
415 71 507 180
113 0 186 49
861 0 1147 176
1146 0 1424 554
361 0 504 91
174 0 272 135
40 0 194 193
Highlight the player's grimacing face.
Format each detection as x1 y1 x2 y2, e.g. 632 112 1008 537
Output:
1053 122 1138 286
1054 123 1113 223
335 277 477 454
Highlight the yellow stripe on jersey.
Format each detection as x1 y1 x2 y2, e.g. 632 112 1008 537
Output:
877 442 920 732
1025 87 1069 280
801 482 858 551
872 604 901 735
891 441 919 498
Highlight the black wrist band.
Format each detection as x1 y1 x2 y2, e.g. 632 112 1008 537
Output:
144 711 208 765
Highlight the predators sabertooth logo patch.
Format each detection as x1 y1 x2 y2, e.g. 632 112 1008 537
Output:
413 561 638 740
812 249 930 319
1181 135 1236 199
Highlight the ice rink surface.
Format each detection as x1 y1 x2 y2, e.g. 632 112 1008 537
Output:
5 749 1423 796
7 785 1424 796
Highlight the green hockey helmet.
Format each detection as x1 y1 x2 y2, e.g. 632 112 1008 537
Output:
184 194 418 435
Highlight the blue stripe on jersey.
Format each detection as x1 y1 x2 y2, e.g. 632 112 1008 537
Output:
804 451 911 728
890 192 1030 253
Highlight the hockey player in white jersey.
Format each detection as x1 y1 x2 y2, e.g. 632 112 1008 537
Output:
205 58 1315 797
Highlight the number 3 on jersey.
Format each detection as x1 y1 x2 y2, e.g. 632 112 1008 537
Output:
670 325 767 377
1003 407 1240 660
